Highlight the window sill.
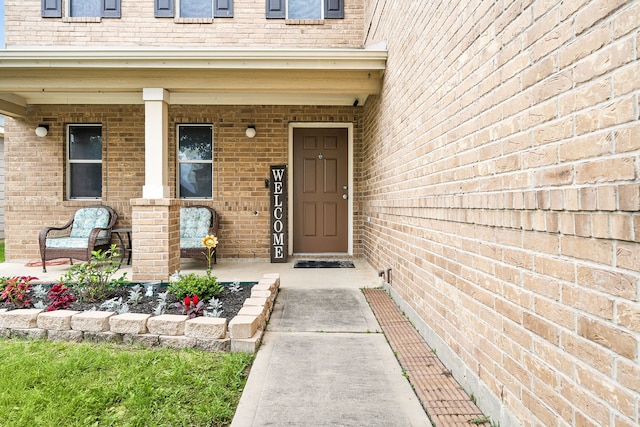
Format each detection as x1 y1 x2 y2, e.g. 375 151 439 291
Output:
175 17 214 24
285 19 325 25
62 17 101 23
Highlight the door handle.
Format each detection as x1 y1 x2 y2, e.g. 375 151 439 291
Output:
343 194 348 200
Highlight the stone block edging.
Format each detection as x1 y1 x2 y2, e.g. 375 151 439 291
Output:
0 273 279 354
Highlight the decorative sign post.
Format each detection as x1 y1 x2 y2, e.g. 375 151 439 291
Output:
270 165 288 263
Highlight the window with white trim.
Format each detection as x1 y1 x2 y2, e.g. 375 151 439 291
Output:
266 0 343 19
154 0 233 18
177 125 213 199
67 124 103 200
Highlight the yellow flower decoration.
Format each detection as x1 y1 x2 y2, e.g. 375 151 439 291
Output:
202 235 218 248
202 234 218 270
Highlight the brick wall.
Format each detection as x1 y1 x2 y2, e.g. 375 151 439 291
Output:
5 105 362 261
4 0 364 48
362 1 640 426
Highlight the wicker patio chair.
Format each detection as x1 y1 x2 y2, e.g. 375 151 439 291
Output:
180 205 220 265
38 205 118 273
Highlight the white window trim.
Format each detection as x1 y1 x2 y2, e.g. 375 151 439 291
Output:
286 0 325 19
176 0 214 18
176 124 214 200
67 124 102 200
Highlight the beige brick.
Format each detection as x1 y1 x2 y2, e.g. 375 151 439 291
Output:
159 335 196 349
237 305 267 328
37 310 81 331
523 312 559 344
10 328 47 340
616 358 640 393
575 365 636 417
616 242 640 270
231 330 264 353
577 265 637 299
576 157 635 184
561 235 612 264
48 329 84 342
618 184 640 211
578 316 637 359
110 313 152 334
228 315 259 339
71 311 115 332
195 338 230 352
563 285 613 320
0 309 43 329
146 314 186 336
617 301 640 333
184 317 226 339
562 332 613 375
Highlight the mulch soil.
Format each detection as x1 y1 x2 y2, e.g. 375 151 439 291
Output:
5 284 253 322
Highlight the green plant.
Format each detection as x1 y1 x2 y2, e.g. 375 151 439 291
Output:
470 415 490 425
168 270 222 302
60 244 128 302
0 276 37 308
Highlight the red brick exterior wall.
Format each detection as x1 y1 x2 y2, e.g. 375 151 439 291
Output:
362 1 640 425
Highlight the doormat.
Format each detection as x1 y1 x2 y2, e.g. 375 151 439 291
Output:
294 260 355 269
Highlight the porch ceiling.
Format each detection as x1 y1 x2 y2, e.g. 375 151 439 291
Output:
0 47 387 117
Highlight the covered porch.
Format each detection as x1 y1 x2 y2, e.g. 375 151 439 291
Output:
0 47 386 281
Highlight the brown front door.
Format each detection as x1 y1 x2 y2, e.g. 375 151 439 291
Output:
293 128 349 253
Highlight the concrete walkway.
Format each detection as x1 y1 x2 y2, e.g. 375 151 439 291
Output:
230 259 431 427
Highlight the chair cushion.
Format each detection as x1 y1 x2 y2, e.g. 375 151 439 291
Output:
46 237 111 249
180 237 210 249
180 207 212 238
69 207 111 239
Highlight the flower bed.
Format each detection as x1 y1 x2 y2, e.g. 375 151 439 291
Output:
0 273 280 353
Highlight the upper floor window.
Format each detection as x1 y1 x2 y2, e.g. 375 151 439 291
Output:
42 0 121 18
177 125 213 199
155 0 233 18
266 0 343 19
67 124 103 200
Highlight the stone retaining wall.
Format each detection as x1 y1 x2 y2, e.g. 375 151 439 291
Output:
0 274 279 354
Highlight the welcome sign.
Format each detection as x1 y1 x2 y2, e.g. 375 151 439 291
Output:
270 165 288 263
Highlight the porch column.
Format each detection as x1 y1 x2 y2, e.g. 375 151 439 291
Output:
131 199 181 282
142 88 170 198
130 88 180 282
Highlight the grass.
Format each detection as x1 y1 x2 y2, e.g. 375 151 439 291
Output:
0 338 254 426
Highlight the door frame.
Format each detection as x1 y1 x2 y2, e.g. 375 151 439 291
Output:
288 122 353 256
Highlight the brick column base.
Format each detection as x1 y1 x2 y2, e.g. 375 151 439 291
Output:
131 198 181 282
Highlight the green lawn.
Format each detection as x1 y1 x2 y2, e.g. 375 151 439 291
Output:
0 339 254 427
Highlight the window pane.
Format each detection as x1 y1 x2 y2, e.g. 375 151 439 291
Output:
178 126 213 160
70 0 101 17
180 164 212 199
70 164 102 198
180 0 212 17
288 0 321 19
69 126 102 160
